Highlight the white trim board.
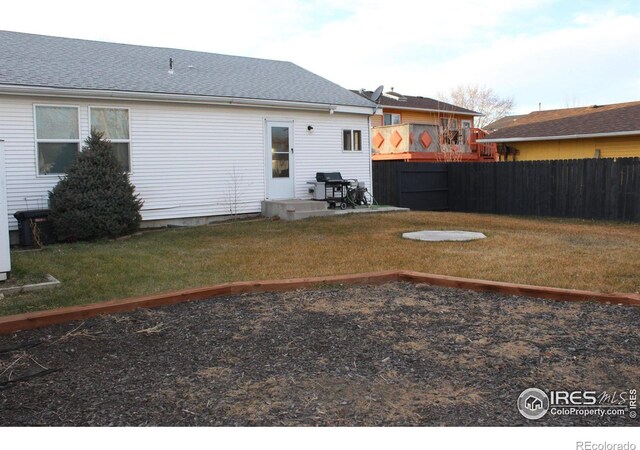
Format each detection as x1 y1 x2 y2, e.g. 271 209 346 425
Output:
479 130 640 143
0 85 376 116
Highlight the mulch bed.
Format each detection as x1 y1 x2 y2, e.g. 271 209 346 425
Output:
0 282 638 426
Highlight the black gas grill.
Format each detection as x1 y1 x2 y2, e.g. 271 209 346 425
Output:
315 172 352 209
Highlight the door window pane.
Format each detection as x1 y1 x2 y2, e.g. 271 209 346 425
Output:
37 142 78 175
271 126 290 178
271 126 289 153
272 153 289 178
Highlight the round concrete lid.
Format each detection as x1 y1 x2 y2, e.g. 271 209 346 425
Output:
402 230 487 242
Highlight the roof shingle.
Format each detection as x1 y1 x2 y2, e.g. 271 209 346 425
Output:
354 90 480 115
483 102 640 141
0 30 375 108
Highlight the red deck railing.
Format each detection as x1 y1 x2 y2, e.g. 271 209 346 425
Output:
468 128 497 160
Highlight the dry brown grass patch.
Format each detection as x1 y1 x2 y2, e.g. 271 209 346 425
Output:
5 211 640 316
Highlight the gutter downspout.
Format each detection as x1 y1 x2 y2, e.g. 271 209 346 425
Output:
368 94 383 198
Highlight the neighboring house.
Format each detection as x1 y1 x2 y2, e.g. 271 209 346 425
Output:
484 115 525 133
354 89 497 162
0 31 377 241
479 101 640 161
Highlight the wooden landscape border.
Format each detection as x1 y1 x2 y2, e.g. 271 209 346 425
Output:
1 270 639 334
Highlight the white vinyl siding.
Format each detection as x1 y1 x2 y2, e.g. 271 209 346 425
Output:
0 95 372 231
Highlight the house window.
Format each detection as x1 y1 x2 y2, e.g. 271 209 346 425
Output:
440 118 459 145
440 118 458 131
35 105 80 175
90 107 131 171
384 113 401 125
343 129 362 151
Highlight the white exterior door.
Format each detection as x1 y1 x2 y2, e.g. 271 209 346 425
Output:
0 140 10 281
265 121 295 199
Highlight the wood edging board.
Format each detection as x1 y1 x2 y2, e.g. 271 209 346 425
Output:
0 270 638 334
397 271 640 306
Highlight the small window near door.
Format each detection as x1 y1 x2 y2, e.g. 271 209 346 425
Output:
383 113 401 125
343 129 362 152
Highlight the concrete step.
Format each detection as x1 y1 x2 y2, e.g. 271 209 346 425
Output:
283 200 328 212
261 199 328 220
291 209 336 220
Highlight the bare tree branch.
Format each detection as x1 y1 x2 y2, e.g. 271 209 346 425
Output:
439 84 514 129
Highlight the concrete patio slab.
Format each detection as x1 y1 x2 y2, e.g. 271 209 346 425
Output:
262 199 408 220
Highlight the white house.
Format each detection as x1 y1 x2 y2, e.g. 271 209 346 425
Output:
0 140 10 279
0 31 377 243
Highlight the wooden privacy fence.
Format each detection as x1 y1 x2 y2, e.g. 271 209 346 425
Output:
372 161 449 211
372 158 640 222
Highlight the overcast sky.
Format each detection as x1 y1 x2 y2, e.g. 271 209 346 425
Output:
2 0 639 114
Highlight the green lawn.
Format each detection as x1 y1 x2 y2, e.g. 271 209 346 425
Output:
2 211 639 316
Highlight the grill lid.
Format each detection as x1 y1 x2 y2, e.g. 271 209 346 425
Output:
316 172 344 182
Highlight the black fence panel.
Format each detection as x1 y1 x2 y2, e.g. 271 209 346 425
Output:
448 158 640 222
373 158 640 222
372 161 448 211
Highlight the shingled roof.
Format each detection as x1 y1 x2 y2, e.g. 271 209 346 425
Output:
481 101 640 142
484 114 526 132
354 90 480 115
0 30 375 109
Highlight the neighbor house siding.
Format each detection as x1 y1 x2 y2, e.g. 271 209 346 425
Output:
0 95 371 230
371 114 383 127
380 108 475 126
513 135 640 161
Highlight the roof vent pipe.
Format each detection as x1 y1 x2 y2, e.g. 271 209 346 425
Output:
168 58 174 75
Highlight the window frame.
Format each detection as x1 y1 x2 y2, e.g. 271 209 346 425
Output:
33 104 81 177
342 129 363 152
89 106 132 173
440 117 459 130
383 113 401 126
440 118 460 145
